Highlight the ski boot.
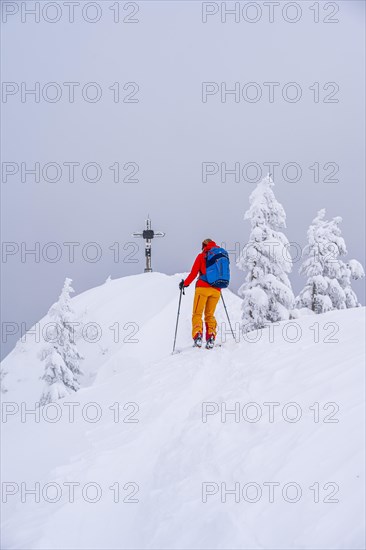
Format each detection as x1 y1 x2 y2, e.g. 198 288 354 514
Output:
193 333 203 348
206 334 215 349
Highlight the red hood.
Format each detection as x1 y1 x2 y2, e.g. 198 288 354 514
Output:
203 241 218 252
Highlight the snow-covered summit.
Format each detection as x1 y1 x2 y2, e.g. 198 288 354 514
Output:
1 272 365 549
1 272 241 402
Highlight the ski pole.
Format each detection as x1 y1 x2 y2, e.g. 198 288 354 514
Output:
172 281 185 354
220 291 236 341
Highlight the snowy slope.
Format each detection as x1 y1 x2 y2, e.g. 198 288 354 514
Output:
1 273 365 550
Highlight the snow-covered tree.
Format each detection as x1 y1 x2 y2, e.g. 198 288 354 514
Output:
40 278 83 405
296 210 364 312
337 259 364 308
296 210 344 313
237 175 294 331
39 348 78 405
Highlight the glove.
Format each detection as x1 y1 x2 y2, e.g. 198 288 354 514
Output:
179 279 186 290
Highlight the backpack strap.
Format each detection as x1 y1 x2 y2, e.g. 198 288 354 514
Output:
207 253 227 268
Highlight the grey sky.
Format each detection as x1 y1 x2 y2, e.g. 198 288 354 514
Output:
1 0 365 359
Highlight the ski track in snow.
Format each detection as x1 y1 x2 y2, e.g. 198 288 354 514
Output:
1 273 365 549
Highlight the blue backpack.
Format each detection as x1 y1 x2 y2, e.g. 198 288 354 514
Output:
200 247 230 288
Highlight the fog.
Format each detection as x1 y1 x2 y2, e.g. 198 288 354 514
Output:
1 0 365 358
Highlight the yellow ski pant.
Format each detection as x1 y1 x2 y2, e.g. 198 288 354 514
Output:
192 286 220 340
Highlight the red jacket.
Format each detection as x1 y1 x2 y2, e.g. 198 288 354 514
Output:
184 241 221 291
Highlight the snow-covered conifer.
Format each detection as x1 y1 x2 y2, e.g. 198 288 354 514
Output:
40 278 83 405
296 210 364 312
337 259 365 308
237 175 294 331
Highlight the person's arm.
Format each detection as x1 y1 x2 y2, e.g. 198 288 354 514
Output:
184 254 202 286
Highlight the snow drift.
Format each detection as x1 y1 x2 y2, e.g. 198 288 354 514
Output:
1 272 365 549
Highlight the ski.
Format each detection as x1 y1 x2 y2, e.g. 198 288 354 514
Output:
173 343 223 354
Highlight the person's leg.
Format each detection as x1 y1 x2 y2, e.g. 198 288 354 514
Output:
204 289 221 340
192 288 209 339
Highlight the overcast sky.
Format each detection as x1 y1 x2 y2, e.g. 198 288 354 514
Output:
1 0 365 359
